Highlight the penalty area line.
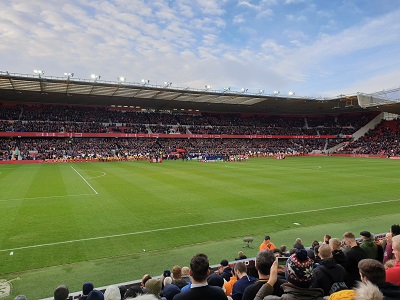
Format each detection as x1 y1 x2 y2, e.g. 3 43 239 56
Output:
1 198 399 253
71 166 98 195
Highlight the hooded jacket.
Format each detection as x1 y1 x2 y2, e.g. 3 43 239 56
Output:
255 282 324 300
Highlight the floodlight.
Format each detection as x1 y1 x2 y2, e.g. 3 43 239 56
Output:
164 81 172 87
288 91 295 96
241 88 248 93
118 76 126 83
141 79 150 85
205 85 212 90
259 89 264 94
273 91 280 95
223 87 230 92
64 72 74 80
91 74 100 81
34 70 44 77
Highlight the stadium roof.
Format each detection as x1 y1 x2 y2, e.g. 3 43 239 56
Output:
1 72 399 115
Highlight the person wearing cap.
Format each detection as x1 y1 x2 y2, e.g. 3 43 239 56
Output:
259 236 277 252
87 290 104 300
254 249 324 300
217 259 233 282
342 232 367 288
79 282 94 300
359 231 378 259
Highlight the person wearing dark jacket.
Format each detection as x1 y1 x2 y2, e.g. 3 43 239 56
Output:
310 244 347 296
342 232 366 288
329 238 347 268
358 258 400 300
359 231 378 259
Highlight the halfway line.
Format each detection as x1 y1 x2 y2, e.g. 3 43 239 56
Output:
71 166 98 195
1 198 399 252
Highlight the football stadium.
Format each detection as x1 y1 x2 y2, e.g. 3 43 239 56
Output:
2 1 400 299
1 71 400 299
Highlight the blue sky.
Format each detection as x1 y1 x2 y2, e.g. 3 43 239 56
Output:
1 0 399 97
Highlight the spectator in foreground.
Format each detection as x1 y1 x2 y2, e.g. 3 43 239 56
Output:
342 231 366 288
217 259 233 282
79 282 94 300
254 249 324 300
310 244 347 296
172 253 228 300
231 262 256 300
54 285 69 300
242 250 285 300
87 290 104 300
386 234 400 285
104 285 121 300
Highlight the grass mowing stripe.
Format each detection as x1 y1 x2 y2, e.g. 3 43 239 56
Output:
70 166 98 195
0 193 97 203
1 197 399 253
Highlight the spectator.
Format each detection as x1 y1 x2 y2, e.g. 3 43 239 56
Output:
310 244 347 296
342 231 367 288
235 251 247 261
162 284 180 300
87 290 104 300
359 231 378 259
171 265 188 289
217 260 233 282
172 253 228 300
54 285 69 300
293 238 304 250
254 249 324 300
181 267 190 284
329 238 347 268
231 262 256 300
386 235 400 285
242 250 285 300
104 285 121 300
383 232 393 264
144 279 162 298
259 236 277 252
79 282 94 300
323 235 331 244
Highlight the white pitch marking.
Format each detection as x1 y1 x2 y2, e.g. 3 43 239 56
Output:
0 193 96 203
1 198 399 253
71 166 98 195
86 172 107 179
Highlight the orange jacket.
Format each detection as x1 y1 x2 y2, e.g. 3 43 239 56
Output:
259 240 277 252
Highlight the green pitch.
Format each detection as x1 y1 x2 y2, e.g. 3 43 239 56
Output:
0 157 399 299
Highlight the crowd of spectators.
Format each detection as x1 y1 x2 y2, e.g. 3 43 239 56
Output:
14 224 399 300
340 120 400 156
0 137 329 161
0 103 376 136
2 103 400 157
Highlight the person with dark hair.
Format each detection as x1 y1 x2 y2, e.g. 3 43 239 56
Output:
260 236 277 252
359 231 378 259
306 241 319 260
172 253 228 300
342 231 366 288
254 249 324 300
217 259 233 282
358 259 400 299
54 285 69 300
323 235 331 244
87 290 104 300
231 262 256 300
242 251 285 300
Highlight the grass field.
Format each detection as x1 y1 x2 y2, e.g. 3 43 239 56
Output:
0 156 399 299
